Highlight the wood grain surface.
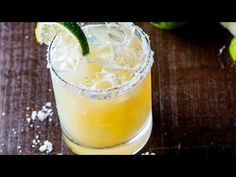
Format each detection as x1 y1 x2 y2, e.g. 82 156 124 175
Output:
0 22 236 155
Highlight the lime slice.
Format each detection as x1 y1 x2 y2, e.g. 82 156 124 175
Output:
35 22 89 55
220 22 236 36
150 22 186 30
229 36 236 61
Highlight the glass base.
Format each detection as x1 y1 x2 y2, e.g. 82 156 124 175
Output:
62 112 153 155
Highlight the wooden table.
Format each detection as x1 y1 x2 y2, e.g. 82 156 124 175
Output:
0 22 236 155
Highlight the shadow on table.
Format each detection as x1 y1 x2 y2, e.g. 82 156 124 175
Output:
172 22 231 43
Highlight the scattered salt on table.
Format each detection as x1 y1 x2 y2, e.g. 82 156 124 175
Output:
39 140 53 153
31 111 37 120
218 45 226 56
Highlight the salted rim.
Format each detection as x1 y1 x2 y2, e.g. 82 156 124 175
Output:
47 23 154 100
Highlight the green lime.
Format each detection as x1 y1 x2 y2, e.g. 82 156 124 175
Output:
229 36 236 61
35 22 89 56
150 22 186 30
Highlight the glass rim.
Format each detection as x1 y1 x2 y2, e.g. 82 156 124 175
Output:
47 23 154 99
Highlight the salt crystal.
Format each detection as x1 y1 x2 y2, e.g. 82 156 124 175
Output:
31 111 37 120
37 110 46 121
36 125 40 129
44 109 52 118
218 45 226 56
46 102 52 107
48 89 52 92
13 131 16 135
2 112 5 116
18 150 22 153
26 117 31 123
42 105 47 112
32 139 36 144
25 35 29 39
49 118 53 122
39 145 47 152
25 114 29 117
35 135 39 139
31 145 35 148
21 128 24 132
29 103 54 122
26 107 30 110
141 152 151 155
11 128 15 132
39 140 53 153
44 140 52 147
47 109 52 113
17 145 21 149
30 124 34 128
42 102 52 111
1 144 4 146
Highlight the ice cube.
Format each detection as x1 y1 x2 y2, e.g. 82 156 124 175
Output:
113 48 144 70
79 72 104 87
102 71 118 85
61 63 102 87
102 67 134 85
107 23 135 45
50 42 86 72
86 44 114 65
83 23 135 46
83 25 109 45
113 35 144 70
108 26 126 44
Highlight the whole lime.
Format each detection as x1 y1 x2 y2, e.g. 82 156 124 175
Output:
150 22 186 30
229 36 236 61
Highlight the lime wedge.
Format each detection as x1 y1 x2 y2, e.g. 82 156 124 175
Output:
220 22 236 36
35 22 89 55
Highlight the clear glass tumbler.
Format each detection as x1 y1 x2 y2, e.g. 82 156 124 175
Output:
47 22 154 154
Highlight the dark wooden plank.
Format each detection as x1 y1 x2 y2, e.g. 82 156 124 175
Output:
0 22 72 155
138 22 236 155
